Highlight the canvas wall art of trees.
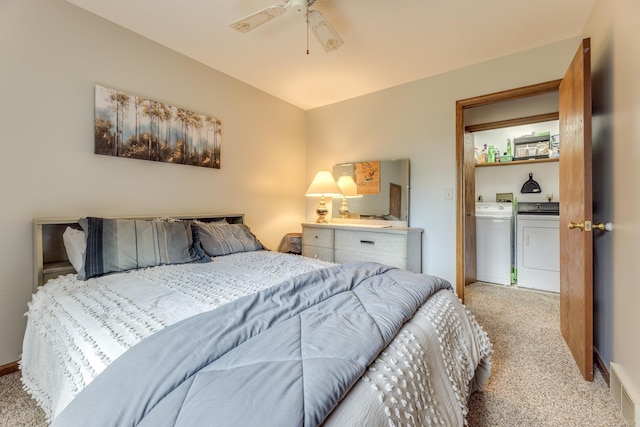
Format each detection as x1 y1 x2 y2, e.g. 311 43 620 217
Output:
94 85 221 169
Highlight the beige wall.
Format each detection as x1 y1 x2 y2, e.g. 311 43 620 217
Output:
306 37 581 284
599 0 640 399
613 0 640 398
583 0 640 401
0 0 306 365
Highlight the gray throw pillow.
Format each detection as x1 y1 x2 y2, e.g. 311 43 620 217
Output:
194 223 263 257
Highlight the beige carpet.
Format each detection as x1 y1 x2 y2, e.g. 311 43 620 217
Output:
465 282 626 427
0 371 46 426
0 282 627 426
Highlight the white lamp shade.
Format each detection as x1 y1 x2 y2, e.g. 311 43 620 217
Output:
336 175 361 197
305 171 342 197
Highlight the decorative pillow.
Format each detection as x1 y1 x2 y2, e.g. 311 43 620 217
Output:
194 223 263 257
62 227 86 274
78 217 209 280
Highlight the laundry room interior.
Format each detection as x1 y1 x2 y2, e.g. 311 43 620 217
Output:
471 116 561 294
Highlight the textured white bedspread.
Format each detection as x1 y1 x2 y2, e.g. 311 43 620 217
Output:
22 251 491 425
324 289 492 426
21 251 331 419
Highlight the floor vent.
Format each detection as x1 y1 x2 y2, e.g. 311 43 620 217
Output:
611 363 640 426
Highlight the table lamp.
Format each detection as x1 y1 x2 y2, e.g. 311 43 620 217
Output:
305 171 342 223
336 174 362 218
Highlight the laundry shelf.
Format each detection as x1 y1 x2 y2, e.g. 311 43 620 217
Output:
475 157 559 168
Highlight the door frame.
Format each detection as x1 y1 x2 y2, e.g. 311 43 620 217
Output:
455 80 562 301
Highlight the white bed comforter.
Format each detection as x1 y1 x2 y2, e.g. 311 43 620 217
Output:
22 251 491 425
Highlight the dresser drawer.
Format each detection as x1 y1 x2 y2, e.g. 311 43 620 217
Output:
334 249 406 269
302 245 334 262
302 227 334 248
301 222 422 273
334 230 407 257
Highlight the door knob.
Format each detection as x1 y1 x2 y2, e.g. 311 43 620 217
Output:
568 220 613 232
593 222 613 231
568 221 585 231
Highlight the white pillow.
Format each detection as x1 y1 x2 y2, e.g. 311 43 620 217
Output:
63 227 86 274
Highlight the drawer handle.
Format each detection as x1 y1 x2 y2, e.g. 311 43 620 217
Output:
360 240 375 245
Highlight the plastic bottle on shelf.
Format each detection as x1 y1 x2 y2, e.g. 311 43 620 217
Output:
506 139 512 157
495 149 501 163
488 145 495 163
479 144 487 164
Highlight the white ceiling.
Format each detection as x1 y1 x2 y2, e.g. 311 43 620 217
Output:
65 0 596 110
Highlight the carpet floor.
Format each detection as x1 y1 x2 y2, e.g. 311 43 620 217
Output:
0 282 627 426
0 371 46 426
465 282 626 427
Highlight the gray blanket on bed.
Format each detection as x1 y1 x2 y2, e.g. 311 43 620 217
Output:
51 262 452 427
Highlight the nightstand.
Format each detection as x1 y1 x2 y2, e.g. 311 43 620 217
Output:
278 232 302 255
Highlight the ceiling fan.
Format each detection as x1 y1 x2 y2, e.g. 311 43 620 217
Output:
230 0 344 53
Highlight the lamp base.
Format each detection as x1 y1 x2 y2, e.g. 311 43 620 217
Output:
315 197 329 223
315 212 329 223
339 197 349 219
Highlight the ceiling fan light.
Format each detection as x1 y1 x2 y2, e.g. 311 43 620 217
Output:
230 5 287 33
308 10 343 52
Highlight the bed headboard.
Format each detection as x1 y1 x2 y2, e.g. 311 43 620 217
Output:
33 214 244 290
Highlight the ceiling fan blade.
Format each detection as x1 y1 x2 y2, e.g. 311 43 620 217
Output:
230 3 289 33
308 10 343 52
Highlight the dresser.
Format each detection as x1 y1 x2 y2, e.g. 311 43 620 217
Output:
301 223 423 273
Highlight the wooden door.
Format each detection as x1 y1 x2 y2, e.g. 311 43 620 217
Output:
559 38 593 381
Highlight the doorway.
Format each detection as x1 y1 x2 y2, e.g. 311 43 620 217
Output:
455 80 562 300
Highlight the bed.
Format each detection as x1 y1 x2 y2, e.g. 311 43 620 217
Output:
22 214 492 426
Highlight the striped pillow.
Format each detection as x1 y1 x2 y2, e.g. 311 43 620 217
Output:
78 217 208 280
194 223 263 257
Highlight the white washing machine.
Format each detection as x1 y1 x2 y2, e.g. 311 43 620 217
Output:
476 202 513 286
516 211 560 293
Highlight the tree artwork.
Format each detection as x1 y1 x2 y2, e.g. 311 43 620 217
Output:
94 85 221 169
